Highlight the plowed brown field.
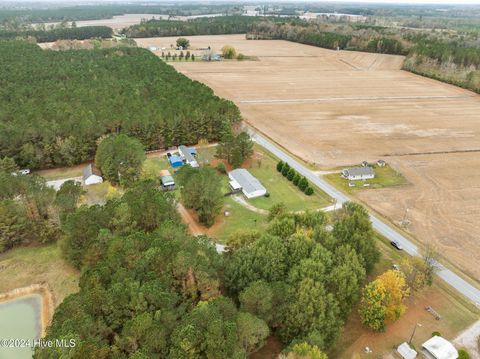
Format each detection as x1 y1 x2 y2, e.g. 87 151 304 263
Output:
137 35 480 281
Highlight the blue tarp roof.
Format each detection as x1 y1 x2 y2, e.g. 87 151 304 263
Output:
169 155 183 167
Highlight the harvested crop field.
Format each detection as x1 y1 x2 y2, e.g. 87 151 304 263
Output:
137 34 480 282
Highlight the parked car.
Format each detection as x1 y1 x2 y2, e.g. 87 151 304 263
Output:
390 240 403 250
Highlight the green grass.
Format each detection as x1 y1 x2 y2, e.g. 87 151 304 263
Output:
35 165 84 181
324 164 408 194
0 244 79 305
141 157 171 180
247 147 331 212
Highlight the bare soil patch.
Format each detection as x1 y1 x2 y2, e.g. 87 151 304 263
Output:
137 34 480 282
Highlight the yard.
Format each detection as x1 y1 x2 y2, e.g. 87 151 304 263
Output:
330 234 479 359
0 244 79 307
324 164 408 194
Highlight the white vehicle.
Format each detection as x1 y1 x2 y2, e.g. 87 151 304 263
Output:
11 169 30 176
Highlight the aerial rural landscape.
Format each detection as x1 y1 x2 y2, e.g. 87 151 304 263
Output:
0 1 479 359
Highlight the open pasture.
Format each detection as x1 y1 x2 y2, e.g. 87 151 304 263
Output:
137 34 480 281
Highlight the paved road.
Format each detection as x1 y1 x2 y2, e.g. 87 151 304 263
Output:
249 129 480 305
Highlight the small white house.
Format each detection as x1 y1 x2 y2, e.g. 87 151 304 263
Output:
228 168 267 199
178 145 199 168
341 167 375 181
422 336 458 359
82 164 103 186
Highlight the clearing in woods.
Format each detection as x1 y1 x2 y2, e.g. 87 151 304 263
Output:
137 34 480 283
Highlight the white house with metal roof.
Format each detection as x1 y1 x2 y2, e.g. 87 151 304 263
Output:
178 145 199 168
422 336 458 359
228 168 267 199
397 342 417 359
341 166 375 181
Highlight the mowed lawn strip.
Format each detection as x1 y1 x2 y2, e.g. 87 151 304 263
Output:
0 244 79 306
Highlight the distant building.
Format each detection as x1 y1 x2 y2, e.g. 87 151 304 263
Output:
397 342 417 359
168 155 184 168
422 336 458 359
160 170 175 190
82 164 103 186
228 168 267 199
179 145 199 167
377 159 386 167
341 167 375 181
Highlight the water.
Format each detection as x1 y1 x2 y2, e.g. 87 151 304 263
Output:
0 294 42 359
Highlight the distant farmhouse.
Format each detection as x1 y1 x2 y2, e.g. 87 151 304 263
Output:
228 168 267 199
178 145 199 167
421 336 458 359
83 164 103 186
341 167 375 181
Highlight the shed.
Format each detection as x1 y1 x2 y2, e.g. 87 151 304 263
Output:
228 168 267 199
82 164 103 186
169 155 184 168
341 167 375 181
397 342 417 359
161 174 175 190
422 336 458 359
179 145 199 167
377 159 386 167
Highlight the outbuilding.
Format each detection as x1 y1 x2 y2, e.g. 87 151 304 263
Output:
341 167 375 181
397 342 417 359
179 145 199 168
160 170 175 190
422 336 458 359
82 164 103 186
228 168 267 199
169 155 184 168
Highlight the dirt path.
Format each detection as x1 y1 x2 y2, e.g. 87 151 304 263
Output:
454 320 480 358
177 203 207 236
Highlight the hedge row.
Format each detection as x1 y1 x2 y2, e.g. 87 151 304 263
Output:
276 161 314 195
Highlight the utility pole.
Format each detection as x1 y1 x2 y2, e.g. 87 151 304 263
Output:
408 323 422 345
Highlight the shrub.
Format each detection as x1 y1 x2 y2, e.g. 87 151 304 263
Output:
264 192 270 198
237 53 246 60
281 163 290 177
287 168 296 181
277 161 284 172
431 331 441 337
216 162 226 174
298 177 308 191
293 173 301 186
458 349 470 359
304 186 314 195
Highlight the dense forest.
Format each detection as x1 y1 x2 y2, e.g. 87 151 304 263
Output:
0 41 240 169
31 178 378 357
0 26 112 42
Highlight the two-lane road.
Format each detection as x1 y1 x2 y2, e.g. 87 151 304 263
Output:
249 129 480 305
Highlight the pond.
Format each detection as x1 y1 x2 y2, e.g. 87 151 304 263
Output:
0 294 42 359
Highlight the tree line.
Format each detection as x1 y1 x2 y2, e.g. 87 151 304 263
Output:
123 16 287 38
0 26 113 42
0 41 241 169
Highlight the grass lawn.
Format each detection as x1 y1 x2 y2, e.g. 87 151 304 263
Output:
141 156 171 180
247 146 331 212
35 164 85 181
325 164 408 195
0 244 79 307
330 234 479 359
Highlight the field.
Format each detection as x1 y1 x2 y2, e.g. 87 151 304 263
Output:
136 34 480 282
0 244 79 307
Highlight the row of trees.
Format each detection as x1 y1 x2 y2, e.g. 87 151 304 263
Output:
0 26 112 42
277 161 314 195
161 51 196 61
0 41 241 169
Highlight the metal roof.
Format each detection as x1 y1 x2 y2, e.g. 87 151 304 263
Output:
397 342 417 359
161 175 175 185
422 336 458 359
83 164 101 180
228 169 266 196
179 145 197 164
343 166 375 177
